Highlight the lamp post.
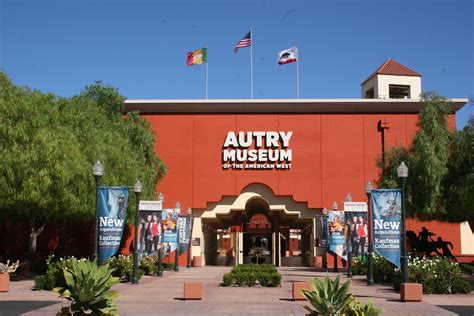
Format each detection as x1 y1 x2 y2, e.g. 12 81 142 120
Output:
92 160 103 264
174 201 181 272
322 207 328 270
365 181 374 286
187 207 192 268
157 193 164 277
397 162 409 284
345 194 352 277
332 201 338 272
132 181 142 284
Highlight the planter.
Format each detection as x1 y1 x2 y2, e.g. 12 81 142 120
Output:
192 256 203 267
0 273 9 292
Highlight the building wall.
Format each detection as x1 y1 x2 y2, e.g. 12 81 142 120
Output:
143 112 462 259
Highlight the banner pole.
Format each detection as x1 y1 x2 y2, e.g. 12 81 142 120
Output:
296 43 300 99
250 24 253 99
205 44 208 99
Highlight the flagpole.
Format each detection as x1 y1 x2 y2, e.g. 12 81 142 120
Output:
250 24 253 99
296 43 299 99
205 44 208 99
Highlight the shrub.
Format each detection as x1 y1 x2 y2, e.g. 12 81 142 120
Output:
460 263 474 275
301 275 353 315
352 254 396 284
246 272 258 287
34 274 56 291
223 273 233 286
451 279 471 294
224 264 281 287
258 272 270 287
139 256 157 275
301 275 383 316
34 255 77 291
392 256 470 294
162 262 176 271
54 259 119 315
346 297 383 316
234 271 247 286
268 272 281 287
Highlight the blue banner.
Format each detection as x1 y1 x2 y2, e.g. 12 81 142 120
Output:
178 216 193 255
371 189 402 268
161 209 180 256
98 187 129 264
328 211 347 260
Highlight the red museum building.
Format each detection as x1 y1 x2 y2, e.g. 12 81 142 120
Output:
124 59 472 267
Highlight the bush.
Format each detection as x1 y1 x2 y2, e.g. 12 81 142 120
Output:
162 262 176 271
54 259 119 315
268 272 281 287
234 271 247 286
34 255 77 291
301 275 383 316
452 279 471 294
246 272 258 287
460 263 474 275
224 264 281 287
105 255 145 282
352 254 396 284
392 256 470 294
34 274 56 291
223 273 233 286
139 256 157 275
258 272 270 287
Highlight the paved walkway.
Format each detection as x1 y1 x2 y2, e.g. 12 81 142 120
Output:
0 267 472 315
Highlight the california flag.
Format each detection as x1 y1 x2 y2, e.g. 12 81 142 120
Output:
277 46 297 65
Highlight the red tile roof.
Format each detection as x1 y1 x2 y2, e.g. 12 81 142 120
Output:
362 58 422 84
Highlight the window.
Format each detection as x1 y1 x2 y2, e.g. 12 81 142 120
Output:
389 84 410 99
365 87 375 99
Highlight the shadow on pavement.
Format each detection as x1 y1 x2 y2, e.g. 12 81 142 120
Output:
0 301 60 315
437 305 474 316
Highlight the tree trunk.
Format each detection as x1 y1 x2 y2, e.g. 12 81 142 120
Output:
56 221 67 257
26 218 44 263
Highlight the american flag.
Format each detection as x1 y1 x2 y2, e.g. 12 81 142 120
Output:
234 31 251 53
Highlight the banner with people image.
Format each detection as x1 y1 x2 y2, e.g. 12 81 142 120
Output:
344 206 368 259
161 209 180 256
328 211 346 260
98 187 129 264
371 189 402 268
137 210 162 258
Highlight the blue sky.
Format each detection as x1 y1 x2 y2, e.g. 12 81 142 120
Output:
1 0 473 127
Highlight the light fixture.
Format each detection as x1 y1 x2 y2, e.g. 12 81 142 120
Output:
332 201 338 210
365 181 373 193
187 207 192 215
175 201 181 210
134 180 142 193
157 192 164 202
397 162 408 178
92 160 103 176
345 193 352 202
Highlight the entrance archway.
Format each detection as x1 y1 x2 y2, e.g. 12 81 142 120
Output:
195 183 322 267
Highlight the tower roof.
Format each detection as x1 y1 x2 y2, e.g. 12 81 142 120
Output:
362 58 422 85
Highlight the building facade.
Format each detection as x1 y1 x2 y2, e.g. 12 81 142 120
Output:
124 60 472 267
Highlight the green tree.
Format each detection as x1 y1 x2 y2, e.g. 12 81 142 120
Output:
442 125 474 226
378 92 465 221
0 72 166 261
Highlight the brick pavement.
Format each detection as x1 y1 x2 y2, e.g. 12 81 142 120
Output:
0 266 472 315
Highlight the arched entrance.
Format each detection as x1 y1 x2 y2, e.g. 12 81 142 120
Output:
195 183 322 267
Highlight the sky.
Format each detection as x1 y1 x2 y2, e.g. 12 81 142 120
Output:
1 0 473 128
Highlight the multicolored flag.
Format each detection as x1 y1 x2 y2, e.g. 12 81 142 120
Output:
234 31 251 53
187 47 207 66
278 46 298 65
